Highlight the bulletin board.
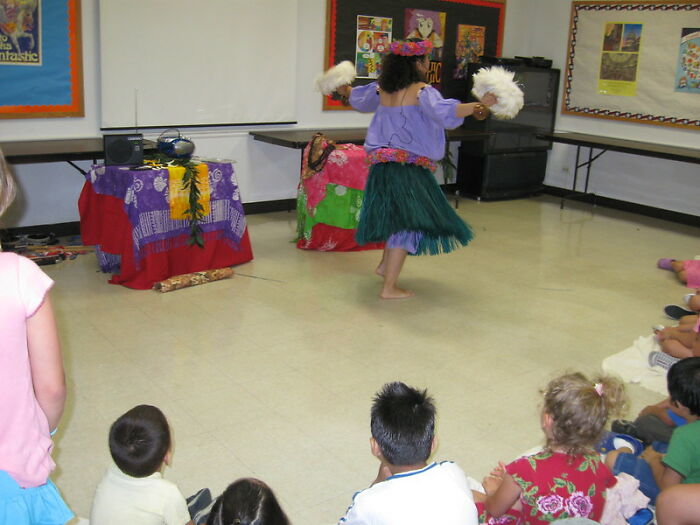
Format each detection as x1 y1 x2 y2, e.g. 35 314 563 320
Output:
323 0 507 110
563 1 700 129
0 0 84 119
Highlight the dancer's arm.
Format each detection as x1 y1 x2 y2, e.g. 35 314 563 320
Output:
455 92 498 118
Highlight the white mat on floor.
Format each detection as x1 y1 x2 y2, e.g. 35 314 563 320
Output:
602 335 667 395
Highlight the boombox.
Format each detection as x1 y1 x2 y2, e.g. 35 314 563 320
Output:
103 134 144 166
157 128 195 159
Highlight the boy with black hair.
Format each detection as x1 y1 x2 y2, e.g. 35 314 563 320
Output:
605 357 700 504
338 381 479 525
90 404 198 525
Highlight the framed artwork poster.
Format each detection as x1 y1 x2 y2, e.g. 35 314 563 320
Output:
0 0 84 119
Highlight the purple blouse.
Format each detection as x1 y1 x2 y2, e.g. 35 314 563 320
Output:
349 82 464 161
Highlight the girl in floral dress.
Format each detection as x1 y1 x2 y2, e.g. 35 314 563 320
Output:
475 373 627 525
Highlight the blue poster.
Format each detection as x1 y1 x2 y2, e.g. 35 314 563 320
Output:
675 28 700 94
0 0 82 115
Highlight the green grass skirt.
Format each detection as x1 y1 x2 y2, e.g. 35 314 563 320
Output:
356 162 474 256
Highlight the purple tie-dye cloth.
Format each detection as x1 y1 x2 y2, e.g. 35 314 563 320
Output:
86 162 246 269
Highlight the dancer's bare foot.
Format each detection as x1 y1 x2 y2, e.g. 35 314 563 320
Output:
380 287 414 299
375 264 386 277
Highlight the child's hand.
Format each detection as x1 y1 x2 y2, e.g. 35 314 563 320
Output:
489 461 506 478
480 92 498 107
482 474 503 496
640 445 664 464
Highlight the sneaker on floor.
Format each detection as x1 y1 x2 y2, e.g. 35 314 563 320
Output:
648 351 681 370
611 419 646 444
664 304 695 320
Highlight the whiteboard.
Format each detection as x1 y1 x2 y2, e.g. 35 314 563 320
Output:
99 0 298 128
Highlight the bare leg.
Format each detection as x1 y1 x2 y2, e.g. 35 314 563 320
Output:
380 247 413 299
656 326 696 348
656 484 700 525
688 291 700 312
660 339 694 360
668 259 689 283
670 260 684 271
375 248 387 277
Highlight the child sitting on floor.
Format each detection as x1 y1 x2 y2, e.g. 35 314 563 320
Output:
605 357 700 505
649 313 700 369
657 258 700 289
206 478 289 525
477 372 637 524
90 404 210 525
612 395 688 447
338 381 479 525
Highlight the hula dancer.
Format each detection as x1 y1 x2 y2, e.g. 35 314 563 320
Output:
335 39 497 299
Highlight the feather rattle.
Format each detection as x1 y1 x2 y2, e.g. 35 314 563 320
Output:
315 61 356 95
471 66 524 119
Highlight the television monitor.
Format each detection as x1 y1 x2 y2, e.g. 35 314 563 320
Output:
459 61 560 154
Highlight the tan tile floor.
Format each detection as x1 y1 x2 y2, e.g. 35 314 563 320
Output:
42 194 698 524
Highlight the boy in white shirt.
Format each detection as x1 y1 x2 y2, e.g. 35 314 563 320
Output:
338 382 479 525
90 405 195 525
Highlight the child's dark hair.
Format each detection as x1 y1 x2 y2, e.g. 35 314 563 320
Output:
378 39 428 93
206 478 290 525
668 357 700 416
370 381 435 465
108 404 171 478
543 373 627 456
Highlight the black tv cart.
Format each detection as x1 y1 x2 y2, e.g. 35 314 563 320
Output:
456 60 560 200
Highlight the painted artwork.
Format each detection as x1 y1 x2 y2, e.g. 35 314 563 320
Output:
0 0 83 118
675 27 700 93
0 0 40 65
355 15 392 79
598 22 643 96
404 9 445 87
621 24 642 52
602 23 623 51
404 8 445 60
454 24 485 79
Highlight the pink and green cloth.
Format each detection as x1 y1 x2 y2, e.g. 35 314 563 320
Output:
296 143 383 252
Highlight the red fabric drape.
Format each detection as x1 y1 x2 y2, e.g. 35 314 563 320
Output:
79 182 253 290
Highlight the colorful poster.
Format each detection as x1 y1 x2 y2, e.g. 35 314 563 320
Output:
0 0 83 119
355 15 392 79
0 0 41 65
404 9 445 87
454 24 485 79
675 27 700 93
598 22 643 96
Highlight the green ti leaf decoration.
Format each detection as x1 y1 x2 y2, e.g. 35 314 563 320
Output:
146 153 206 248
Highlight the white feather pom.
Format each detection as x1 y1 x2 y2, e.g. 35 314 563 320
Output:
314 61 357 95
471 66 524 119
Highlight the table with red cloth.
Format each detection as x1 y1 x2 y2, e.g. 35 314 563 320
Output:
79 161 253 289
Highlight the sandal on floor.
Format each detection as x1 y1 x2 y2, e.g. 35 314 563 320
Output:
664 304 695 320
657 258 675 270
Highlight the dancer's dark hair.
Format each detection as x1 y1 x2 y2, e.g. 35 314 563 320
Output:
378 38 428 93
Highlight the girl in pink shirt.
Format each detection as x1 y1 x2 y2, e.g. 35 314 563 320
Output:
0 149 73 523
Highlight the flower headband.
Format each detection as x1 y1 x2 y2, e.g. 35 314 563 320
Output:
389 39 434 56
